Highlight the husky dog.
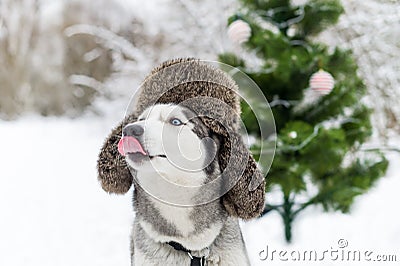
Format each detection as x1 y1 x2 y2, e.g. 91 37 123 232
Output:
97 59 265 266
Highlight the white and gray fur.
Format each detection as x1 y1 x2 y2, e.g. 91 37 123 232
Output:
126 104 250 265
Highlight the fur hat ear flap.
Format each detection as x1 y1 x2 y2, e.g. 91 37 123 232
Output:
97 115 137 194
219 131 265 220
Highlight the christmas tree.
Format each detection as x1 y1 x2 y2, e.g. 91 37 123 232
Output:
219 0 388 243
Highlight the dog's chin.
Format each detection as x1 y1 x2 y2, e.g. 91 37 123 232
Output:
126 153 150 165
126 153 167 169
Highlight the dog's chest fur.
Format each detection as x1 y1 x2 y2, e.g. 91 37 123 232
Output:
134 184 228 251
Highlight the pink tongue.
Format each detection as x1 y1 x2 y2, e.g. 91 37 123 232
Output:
118 136 147 156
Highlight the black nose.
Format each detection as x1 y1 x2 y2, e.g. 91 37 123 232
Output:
123 124 144 137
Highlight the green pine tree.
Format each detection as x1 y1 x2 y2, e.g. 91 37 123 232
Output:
219 0 388 243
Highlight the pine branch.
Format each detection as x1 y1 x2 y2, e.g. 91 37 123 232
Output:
361 146 400 153
292 195 321 217
280 124 322 152
262 203 284 216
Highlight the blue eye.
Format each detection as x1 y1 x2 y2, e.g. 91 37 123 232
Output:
170 118 183 126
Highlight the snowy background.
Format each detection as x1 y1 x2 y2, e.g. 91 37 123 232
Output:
0 0 399 265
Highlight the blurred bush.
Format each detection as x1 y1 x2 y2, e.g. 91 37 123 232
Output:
0 0 238 119
0 0 138 119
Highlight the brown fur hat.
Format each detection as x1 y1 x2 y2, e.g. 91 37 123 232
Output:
97 58 265 220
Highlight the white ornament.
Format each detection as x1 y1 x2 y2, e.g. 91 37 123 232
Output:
287 25 296 37
289 131 298 139
309 69 335 95
227 20 252 45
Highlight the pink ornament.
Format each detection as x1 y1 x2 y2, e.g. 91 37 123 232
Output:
309 69 335 95
227 20 251 45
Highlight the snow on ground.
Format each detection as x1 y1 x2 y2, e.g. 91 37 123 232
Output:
0 114 399 266
0 116 133 266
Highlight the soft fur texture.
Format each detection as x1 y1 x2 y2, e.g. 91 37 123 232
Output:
97 58 266 265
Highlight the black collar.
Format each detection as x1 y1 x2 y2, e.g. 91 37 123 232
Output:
167 241 207 266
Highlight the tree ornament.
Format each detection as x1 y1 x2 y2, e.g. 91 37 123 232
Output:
309 69 335 95
287 25 297 37
288 131 298 139
227 19 252 45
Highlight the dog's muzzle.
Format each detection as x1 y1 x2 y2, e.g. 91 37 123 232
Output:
118 124 147 156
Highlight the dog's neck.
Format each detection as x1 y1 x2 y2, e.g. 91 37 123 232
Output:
133 171 228 251
134 170 204 205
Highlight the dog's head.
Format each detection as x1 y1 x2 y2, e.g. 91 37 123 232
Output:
97 58 265 219
119 103 217 188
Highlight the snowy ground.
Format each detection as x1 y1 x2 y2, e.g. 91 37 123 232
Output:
0 114 399 266
0 116 132 266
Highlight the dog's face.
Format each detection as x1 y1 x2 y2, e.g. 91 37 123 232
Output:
119 104 217 187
